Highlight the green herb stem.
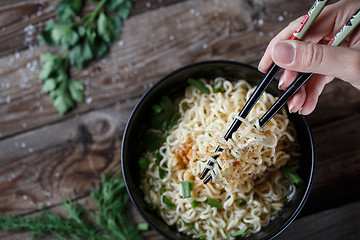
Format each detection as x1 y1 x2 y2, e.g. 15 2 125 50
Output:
85 0 108 29
137 222 149 231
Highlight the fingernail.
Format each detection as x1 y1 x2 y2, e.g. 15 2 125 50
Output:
258 59 264 72
288 103 294 113
273 41 295 65
278 76 284 90
298 107 303 115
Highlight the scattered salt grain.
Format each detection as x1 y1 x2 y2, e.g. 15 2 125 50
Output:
86 97 93 104
169 35 175 41
283 11 289 16
259 31 264 37
278 16 284 22
23 195 28 200
55 172 60 178
118 40 124 46
202 43 208 49
21 142 27 148
28 147 34 153
22 122 27 128
257 19 264 26
117 82 126 89
38 202 44 208
6 95 11 104
190 8 196 14
23 15 30 21
146 2 151 8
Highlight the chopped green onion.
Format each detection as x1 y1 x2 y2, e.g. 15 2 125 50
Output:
138 157 150 170
191 200 201 208
194 159 199 162
230 227 249 237
183 220 191 225
152 104 162 113
155 151 163 166
280 167 304 185
143 134 165 152
208 133 212 137
204 198 222 209
199 235 207 240
147 203 157 211
151 96 178 131
160 185 167 193
181 181 194 198
213 85 226 93
188 78 210 94
158 167 166 179
162 195 176 210
137 222 149 231
236 198 246 206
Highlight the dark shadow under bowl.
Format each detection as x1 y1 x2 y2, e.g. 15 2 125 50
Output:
121 60 315 240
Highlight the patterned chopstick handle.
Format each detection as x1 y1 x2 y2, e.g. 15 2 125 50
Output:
328 8 360 46
291 0 329 40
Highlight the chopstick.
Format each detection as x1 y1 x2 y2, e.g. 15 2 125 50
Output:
258 8 360 128
202 7 360 184
199 0 329 183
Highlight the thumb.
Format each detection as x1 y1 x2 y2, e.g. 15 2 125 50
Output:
271 40 360 88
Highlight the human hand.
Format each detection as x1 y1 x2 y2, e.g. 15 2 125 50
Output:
258 0 360 115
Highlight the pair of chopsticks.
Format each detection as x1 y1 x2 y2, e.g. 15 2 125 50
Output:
200 0 360 184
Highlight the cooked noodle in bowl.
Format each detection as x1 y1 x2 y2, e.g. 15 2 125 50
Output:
140 77 300 239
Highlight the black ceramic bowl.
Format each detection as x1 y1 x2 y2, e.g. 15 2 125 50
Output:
121 60 315 240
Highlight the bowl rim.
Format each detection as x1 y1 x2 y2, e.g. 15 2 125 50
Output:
121 60 315 240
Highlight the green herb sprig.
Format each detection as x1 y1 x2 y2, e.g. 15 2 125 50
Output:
0 174 143 240
38 0 132 114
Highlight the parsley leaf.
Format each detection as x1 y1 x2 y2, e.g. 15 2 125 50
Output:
56 0 84 21
97 11 117 43
39 53 83 115
38 0 133 114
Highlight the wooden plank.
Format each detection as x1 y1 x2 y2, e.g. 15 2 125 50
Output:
0 98 137 215
278 200 360 240
0 0 313 139
307 79 360 126
299 114 360 216
0 0 183 56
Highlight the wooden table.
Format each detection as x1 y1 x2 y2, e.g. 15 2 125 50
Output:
1 0 359 239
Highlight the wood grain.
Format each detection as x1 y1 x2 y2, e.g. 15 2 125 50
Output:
0 0 312 139
278 201 360 240
1 0 360 239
